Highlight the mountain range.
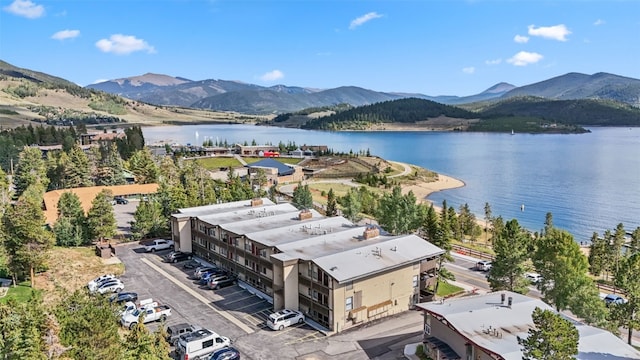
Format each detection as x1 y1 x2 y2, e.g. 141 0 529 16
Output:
87 71 640 115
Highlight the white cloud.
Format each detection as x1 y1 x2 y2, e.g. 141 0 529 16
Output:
507 51 543 66
485 58 502 65
349 12 383 30
462 67 475 74
527 24 571 41
3 0 44 19
594 19 605 26
260 70 284 82
514 34 529 43
95 34 156 55
51 29 79 40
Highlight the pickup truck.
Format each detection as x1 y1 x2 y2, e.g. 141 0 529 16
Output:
121 305 171 329
143 239 174 252
120 298 157 316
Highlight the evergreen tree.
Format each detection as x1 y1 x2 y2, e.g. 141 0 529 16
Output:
13 146 48 197
325 188 338 217
55 290 124 360
0 166 11 207
518 307 579 360
65 144 92 188
128 148 158 184
86 189 117 242
54 192 87 246
130 199 168 241
588 232 608 276
95 143 126 186
2 184 54 286
0 295 48 359
484 202 492 243
122 320 171 360
612 252 640 344
487 219 531 293
292 184 313 210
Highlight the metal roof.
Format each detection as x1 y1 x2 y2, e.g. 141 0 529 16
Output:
177 198 275 218
196 203 296 226
218 208 323 235
416 291 640 360
245 216 355 247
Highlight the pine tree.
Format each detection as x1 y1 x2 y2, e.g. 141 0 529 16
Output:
519 307 579 360
0 294 48 359
54 192 88 246
486 219 531 293
128 148 158 184
65 144 92 188
2 184 54 286
13 146 48 198
131 199 168 241
325 188 338 216
86 189 117 242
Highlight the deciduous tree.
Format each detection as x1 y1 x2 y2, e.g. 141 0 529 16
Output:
339 188 362 223
612 252 640 344
376 186 422 235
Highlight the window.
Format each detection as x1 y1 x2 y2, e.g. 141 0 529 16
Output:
261 266 267 274
203 339 213 348
345 296 353 311
259 249 267 258
346 281 353 291
209 243 216 251
413 275 419 288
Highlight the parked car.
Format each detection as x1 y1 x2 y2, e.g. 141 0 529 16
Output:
114 196 129 205
193 266 218 279
183 259 202 270
144 239 174 252
165 251 193 263
604 294 626 306
525 272 543 283
119 299 157 317
121 304 171 329
476 261 492 272
95 279 125 294
266 309 305 331
198 269 228 285
176 328 231 360
166 323 198 346
209 346 241 360
109 292 138 304
207 275 236 290
88 276 120 292
87 274 116 291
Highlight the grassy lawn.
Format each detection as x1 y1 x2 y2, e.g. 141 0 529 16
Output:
0 281 40 304
436 281 464 298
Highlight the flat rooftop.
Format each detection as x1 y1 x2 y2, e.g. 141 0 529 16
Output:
219 208 323 235
177 198 275 218
196 203 298 227
245 216 355 248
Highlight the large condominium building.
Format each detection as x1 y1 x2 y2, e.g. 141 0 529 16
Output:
171 198 444 333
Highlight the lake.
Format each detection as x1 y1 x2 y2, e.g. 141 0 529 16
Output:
143 125 640 242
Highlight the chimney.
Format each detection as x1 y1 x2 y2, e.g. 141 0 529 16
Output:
363 226 379 240
251 198 263 207
507 297 513 307
298 209 312 220
501 293 505 304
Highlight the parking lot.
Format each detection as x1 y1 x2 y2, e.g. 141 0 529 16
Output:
116 242 327 359
111 201 424 360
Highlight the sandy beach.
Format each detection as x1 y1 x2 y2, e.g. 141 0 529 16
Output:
402 173 465 205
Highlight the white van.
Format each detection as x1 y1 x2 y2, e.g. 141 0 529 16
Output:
175 328 231 360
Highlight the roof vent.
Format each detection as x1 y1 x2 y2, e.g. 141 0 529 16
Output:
251 198 263 207
298 209 312 220
363 226 379 240
508 296 513 307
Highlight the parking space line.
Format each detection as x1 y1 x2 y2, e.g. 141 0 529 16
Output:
221 295 257 306
141 258 254 334
232 299 267 312
270 323 305 337
285 331 325 346
218 289 245 297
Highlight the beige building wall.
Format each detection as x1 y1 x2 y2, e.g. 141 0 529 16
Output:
171 217 193 253
329 263 421 333
425 314 494 360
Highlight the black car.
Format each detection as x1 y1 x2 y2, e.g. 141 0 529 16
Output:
114 196 129 205
109 292 138 304
165 251 193 263
166 323 197 346
182 259 201 270
209 346 240 360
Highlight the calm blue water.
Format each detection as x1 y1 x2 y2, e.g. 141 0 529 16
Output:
143 125 640 242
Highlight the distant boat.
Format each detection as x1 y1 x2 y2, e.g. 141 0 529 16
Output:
511 129 515 135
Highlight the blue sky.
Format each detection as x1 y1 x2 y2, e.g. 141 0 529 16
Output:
1 0 638 96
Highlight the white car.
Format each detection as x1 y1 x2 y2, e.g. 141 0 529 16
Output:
95 279 124 294
476 261 492 272
525 272 543 283
87 274 116 291
266 309 305 331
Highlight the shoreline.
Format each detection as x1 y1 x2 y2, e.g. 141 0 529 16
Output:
400 173 466 206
